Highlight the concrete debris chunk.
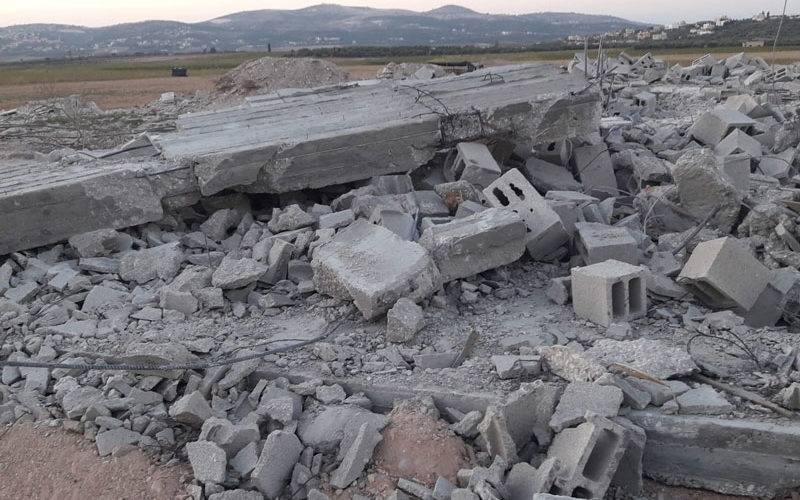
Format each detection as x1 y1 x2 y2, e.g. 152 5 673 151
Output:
505 459 560 499
187 440 228 484
672 149 743 233
169 390 213 427
610 417 646 495
523 156 582 192
419 207 526 282
386 297 426 343
95 427 141 457
689 108 756 147
539 345 607 382
208 491 265 500
571 144 617 197
586 338 697 380
549 382 623 432
503 380 562 447
330 422 383 489
676 386 733 415
200 417 261 457
571 260 646 327
119 243 183 284
477 405 519 464
251 430 304 498
68 228 122 258
678 237 770 312
212 255 268 289
312 220 440 319
201 208 242 241
268 204 316 233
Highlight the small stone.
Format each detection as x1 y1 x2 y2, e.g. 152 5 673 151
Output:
316 384 347 404
386 298 425 343
186 440 228 484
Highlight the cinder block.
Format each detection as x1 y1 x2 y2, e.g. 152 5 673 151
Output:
574 222 637 266
610 417 646 495
483 169 569 260
571 259 646 327
677 237 770 312
523 157 583 192
689 108 756 147
714 129 762 158
448 142 502 189
547 413 630 500
571 144 617 197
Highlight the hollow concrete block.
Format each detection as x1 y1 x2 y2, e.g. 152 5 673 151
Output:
571 259 647 327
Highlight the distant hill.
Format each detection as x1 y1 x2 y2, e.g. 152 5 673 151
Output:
0 3 647 60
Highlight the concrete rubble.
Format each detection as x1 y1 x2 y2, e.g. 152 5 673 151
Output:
4 54 800 500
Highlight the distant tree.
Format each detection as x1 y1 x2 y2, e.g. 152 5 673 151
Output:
268 43 272 53
209 46 217 53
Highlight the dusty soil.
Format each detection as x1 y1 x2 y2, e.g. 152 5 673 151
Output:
0 422 190 500
0 76 216 111
372 409 476 487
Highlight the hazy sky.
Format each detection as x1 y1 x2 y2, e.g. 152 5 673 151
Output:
3 0 794 27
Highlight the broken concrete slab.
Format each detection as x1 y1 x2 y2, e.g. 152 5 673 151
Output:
212 255 268 289
477 405 519 464
523 156 582 192
386 297 425 343
419 207 526 282
448 142 502 189
539 345 607 383
571 144 617 197
119 243 184 285
629 410 800 497
150 64 601 196
676 386 733 415
312 220 440 319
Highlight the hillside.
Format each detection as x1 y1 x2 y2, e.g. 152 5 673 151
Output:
0 4 646 60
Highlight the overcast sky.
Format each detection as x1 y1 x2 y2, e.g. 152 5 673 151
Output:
3 0 793 27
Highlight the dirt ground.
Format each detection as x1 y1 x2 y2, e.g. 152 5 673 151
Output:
0 422 190 500
0 76 216 111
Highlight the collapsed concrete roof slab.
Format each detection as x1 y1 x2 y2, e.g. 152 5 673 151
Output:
149 64 601 196
0 159 197 256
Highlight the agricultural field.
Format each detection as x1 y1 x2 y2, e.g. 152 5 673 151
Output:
2 46 800 110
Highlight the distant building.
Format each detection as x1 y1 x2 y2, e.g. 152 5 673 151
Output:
753 11 767 22
652 32 668 41
637 31 652 40
743 40 766 47
702 22 715 30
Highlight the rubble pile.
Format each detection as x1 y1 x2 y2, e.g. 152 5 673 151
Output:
214 57 351 96
3 59 800 499
377 62 449 80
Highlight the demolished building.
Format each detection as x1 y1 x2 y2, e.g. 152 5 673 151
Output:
2 55 800 500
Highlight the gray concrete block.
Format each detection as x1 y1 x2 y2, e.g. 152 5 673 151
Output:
312 220 440 319
455 200 487 219
689 108 756 146
372 174 414 194
715 129 762 158
187 440 228 484
547 413 630 499
419 207 526 282
199 417 261 457
745 267 800 327
574 223 637 266
571 260 647 327
505 460 559 499
251 430 304 498
230 441 259 476
678 237 770 312
209 490 264 500
68 228 122 258
628 410 800 497
716 154 750 193
262 239 295 285
450 142 502 189
549 382 623 432
370 208 418 241
483 169 568 259
610 417 646 495
318 209 355 230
